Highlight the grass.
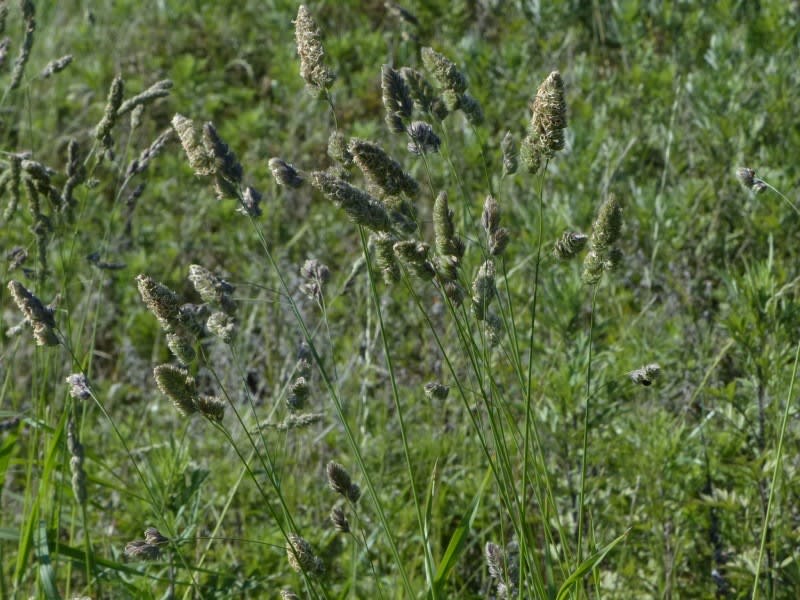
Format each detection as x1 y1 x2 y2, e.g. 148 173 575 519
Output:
2 1 800 598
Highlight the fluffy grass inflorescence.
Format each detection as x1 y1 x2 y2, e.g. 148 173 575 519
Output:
4 2 798 598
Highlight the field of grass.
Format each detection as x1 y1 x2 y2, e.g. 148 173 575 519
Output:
2 1 800 598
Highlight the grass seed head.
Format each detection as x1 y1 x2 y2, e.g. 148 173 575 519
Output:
153 364 197 416
406 121 440 155
330 505 351 533
471 260 496 320
40 54 72 78
269 157 304 188
327 131 353 167
188 264 236 315
309 170 392 232
286 533 323 574
393 239 435 280
295 5 335 95
421 47 467 94
459 93 484 125
382 64 413 127
94 76 124 143
348 138 419 198
489 227 510 256
195 394 226 422
501 131 518 176
399 67 437 114
206 311 236 344
554 231 588 260
124 540 160 561
171 114 215 176
66 373 91 400
590 193 623 253
736 167 767 193
136 274 182 333
424 382 450 400
630 363 661 386
326 461 354 497
202 123 243 191
529 70 567 157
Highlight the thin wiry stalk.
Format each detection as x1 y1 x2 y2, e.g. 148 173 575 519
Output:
403 268 549 597
753 339 800 598
243 211 415 598
359 228 439 597
576 284 599 568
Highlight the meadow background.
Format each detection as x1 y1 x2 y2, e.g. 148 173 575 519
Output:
1 0 800 598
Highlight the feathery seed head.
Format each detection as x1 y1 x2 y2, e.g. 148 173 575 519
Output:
481 195 500 234
424 382 450 400
136 274 181 333
406 121 441 155
519 134 542 174
590 193 623 253
288 376 310 411
399 67 437 114
269 157 304 188
153 364 197 416
206 311 236 344
433 191 461 257
529 70 567 157
165 331 196 364
66 373 91 400
188 264 236 314
471 260 496 320
240 185 263 217
40 54 72 78
489 227 510 256
202 123 242 187
393 239 436 279
330 505 350 533
116 79 173 117
295 5 335 95
310 170 392 232
459 93 484 125
433 254 460 282
736 167 767 193
7 280 58 346
630 363 661 386
348 138 419 198
327 462 354 497
501 131 518 176
195 394 226 421
286 533 323 574
382 64 413 126
327 131 353 167
443 280 465 306
421 47 467 94
373 232 401 283
171 114 215 176
94 76 124 142
553 231 588 260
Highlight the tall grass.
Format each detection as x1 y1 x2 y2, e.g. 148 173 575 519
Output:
2 1 800 598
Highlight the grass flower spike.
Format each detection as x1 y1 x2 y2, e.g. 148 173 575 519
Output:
295 5 335 96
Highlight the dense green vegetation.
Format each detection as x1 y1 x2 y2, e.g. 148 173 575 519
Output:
2 1 800 598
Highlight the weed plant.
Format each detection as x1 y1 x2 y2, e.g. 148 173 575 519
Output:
2 1 800 599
